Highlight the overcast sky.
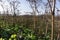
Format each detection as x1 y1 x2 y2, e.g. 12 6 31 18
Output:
0 0 60 15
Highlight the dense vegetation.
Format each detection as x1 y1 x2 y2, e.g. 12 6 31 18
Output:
0 15 59 40
0 0 60 40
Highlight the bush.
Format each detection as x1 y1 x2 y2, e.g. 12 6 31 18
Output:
0 24 37 40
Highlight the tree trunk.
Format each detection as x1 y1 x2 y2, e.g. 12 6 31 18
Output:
46 23 48 35
51 12 54 40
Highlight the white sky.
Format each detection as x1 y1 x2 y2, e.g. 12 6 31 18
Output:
0 0 60 15
0 5 3 11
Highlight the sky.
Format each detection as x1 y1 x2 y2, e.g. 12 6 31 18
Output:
20 0 60 15
19 0 32 15
0 0 60 15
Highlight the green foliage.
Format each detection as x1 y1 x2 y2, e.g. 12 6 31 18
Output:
0 23 37 40
0 17 57 40
0 22 52 40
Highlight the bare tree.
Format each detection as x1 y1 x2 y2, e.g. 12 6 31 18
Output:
0 0 7 27
27 0 42 33
47 0 56 40
8 0 20 26
8 0 20 16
